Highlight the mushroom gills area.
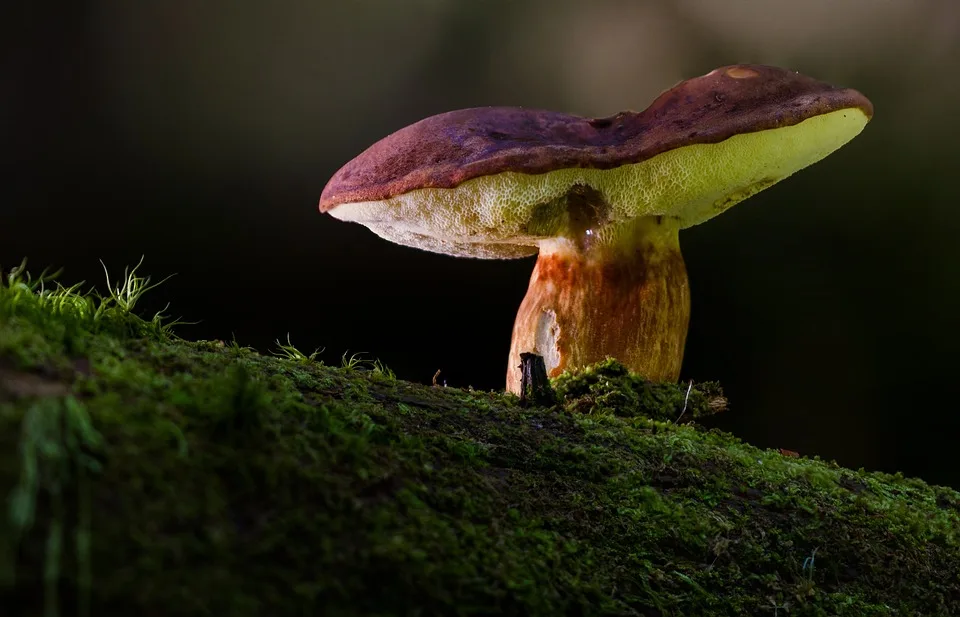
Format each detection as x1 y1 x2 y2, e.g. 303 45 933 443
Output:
506 217 689 394
327 109 870 260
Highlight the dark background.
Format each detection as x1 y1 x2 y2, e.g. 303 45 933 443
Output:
4 1 959 488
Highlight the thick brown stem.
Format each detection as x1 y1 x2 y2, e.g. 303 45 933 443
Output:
506 217 690 394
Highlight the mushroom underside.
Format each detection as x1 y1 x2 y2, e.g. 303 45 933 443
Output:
325 108 870 259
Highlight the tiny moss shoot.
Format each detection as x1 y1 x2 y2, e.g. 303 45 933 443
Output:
1 259 958 617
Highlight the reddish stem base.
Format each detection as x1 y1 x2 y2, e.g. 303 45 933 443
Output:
506 222 690 394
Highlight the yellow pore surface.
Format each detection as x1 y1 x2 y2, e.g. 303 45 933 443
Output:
330 108 870 259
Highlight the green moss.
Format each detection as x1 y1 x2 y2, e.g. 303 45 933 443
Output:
553 357 728 422
1 261 959 616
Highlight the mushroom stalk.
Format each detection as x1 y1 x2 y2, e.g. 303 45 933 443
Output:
506 216 690 394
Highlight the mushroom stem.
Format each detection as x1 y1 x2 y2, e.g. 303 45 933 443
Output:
506 216 690 394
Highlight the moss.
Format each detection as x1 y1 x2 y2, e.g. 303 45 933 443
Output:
553 357 728 422
1 261 959 616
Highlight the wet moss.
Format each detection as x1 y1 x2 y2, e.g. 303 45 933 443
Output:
1 263 959 616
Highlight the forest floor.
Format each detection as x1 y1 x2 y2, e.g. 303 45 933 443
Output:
1 260 958 616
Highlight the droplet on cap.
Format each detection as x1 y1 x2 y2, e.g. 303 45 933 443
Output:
725 67 760 79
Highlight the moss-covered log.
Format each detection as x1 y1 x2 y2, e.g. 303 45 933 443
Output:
1 262 958 616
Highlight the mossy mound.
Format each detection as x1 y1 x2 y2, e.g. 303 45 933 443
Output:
1 261 958 616
552 357 728 422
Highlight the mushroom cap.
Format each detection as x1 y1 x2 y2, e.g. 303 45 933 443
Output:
320 64 873 259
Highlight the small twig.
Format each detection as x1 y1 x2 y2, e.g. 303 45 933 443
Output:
518 352 556 407
674 379 694 423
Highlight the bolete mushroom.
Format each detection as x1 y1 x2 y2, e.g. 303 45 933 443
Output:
319 64 872 394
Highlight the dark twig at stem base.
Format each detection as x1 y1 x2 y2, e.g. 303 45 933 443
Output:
518 352 557 407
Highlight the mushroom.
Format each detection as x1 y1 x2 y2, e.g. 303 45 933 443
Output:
319 64 873 394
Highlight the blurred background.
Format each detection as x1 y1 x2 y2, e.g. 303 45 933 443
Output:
3 0 959 488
